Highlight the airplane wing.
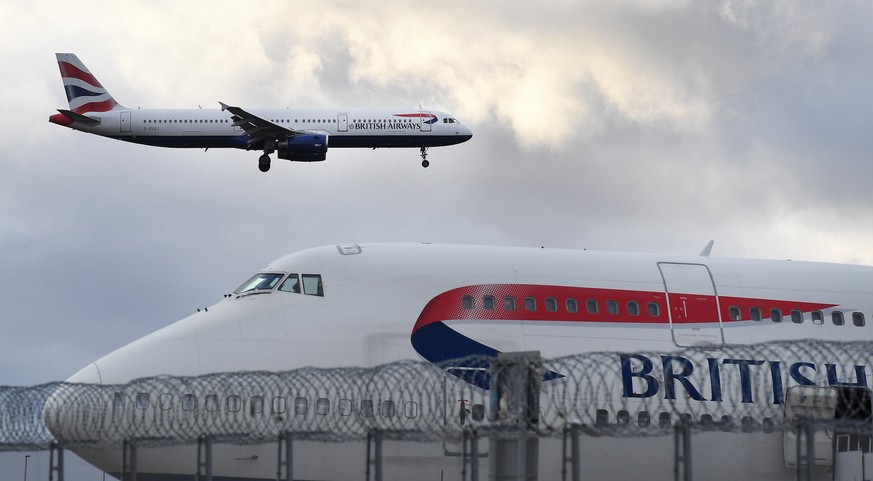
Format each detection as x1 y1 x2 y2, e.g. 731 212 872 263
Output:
219 102 305 149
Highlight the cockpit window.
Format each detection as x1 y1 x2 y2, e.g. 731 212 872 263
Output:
302 274 324 297
234 272 285 294
278 274 301 293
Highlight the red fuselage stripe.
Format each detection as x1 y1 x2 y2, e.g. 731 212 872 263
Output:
412 284 837 333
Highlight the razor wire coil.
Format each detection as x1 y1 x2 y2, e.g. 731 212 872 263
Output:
2 340 872 451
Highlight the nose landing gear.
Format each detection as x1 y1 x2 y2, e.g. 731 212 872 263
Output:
420 147 429 168
258 154 271 172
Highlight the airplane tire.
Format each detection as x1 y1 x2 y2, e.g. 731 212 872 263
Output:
258 155 271 173
422 160 430 168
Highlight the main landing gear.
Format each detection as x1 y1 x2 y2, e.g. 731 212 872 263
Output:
420 147 429 168
258 154 271 173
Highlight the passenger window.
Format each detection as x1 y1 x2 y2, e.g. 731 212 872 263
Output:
741 416 756 433
205 394 218 412
159 393 173 411
316 398 330 415
638 411 651 428
595 409 609 426
853 312 865 327
811 311 824 325
627 301 640 316
483 295 495 310
381 400 396 418
616 410 630 425
545 297 557 312
227 395 241 413
339 399 352 416
833 311 845 326
750 307 762 322
250 396 264 415
112 392 125 411
770 309 782 323
462 295 474 310
566 298 578 313
587 299 599 314
278 274 300 293
294 397 308 415
729 306 741 321
272 396 287 414
405 401 419 419
136 393 150 410
360 399 374 417
647 302 660 317
658 412 671 429
504 296 516 310
302 274 324 296
791 310 803 324
524 297 536 311
607 300 619 315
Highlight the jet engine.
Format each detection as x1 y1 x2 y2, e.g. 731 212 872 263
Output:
277 134 328 162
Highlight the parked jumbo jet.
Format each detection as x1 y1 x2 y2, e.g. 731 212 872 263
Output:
43 242 873 480
48 54 472 172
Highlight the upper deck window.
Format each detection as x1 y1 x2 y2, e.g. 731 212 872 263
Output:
234 272 285 294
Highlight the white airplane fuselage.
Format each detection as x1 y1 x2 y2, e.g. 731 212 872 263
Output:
52 107 472 150
50 243 873 480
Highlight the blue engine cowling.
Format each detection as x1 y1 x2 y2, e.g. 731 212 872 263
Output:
277 134 328 162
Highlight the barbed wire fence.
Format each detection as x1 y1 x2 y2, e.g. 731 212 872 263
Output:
2 339 872 479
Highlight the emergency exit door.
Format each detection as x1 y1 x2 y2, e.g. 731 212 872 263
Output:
657 262 724 348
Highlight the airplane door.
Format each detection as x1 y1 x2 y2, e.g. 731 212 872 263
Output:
120 111 131 133
420 111 432 132
337 114 348 132
657 262 724 348
442 367 489 456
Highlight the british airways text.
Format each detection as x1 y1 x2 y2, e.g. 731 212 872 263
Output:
620 354 868 405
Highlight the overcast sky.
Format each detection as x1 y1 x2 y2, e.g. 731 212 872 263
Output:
1 0 872 384
2 1 873 477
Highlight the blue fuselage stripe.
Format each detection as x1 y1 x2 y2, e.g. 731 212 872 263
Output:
112 134 472 150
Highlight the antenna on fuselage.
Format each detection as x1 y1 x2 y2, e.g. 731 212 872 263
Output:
699 240 715 257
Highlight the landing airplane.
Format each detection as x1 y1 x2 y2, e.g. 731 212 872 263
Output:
44 243 873 480
48 54 472 172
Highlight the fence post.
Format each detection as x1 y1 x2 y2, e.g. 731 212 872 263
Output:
488 351 541 481
673 421 691 481
196 435 213 481
49 442 64 481
805 419 815 481
277 432 293 481
366 429 383 481
470 428 479 481
121 440 136 481
562 424 581 481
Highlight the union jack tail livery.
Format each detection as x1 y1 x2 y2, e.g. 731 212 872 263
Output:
55 53 122 114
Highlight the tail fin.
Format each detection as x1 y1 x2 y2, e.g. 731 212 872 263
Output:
55 53 124 114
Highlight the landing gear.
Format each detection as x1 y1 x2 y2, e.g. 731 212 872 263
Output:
420 147 429 168
258 154 271 173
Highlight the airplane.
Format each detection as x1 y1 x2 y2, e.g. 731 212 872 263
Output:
43 242 873 480
48 54 473 172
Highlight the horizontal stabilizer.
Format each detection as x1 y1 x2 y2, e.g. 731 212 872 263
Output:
56 109 101 126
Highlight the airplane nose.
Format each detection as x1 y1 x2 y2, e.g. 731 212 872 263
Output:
457 126 473 142
43 363 104 444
